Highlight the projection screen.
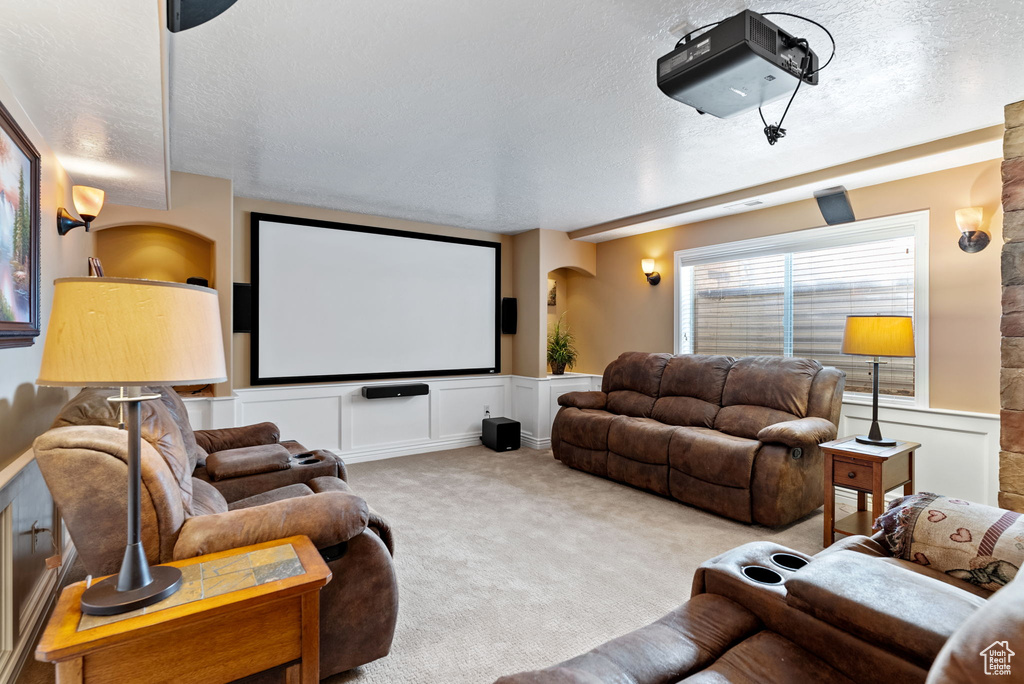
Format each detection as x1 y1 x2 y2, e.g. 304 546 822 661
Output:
251 213 500 385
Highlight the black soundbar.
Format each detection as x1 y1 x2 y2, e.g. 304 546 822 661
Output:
361 383 430 399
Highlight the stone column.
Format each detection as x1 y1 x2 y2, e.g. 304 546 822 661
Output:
1000 99 1024 511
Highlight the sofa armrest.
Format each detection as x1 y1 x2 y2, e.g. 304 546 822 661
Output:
205 443 292 481
786 549 986 668
194 422 280 453
495 595 759 684
757 417 836 450
174 491 368 559
556 391 607 410
495 668 605 683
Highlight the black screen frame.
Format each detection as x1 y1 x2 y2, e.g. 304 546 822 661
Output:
250 212 502 386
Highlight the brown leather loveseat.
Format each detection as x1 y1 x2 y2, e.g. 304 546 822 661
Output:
552 352 845 526
34 387 398 678
496 531 1020 683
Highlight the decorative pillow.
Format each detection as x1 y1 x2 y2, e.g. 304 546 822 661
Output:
874 492 1024 592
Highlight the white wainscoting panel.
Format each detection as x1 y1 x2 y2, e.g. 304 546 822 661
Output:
436 383 506 438
839 401 999 506
512 379 540 445
182 374 604 460
349 394 430 448
243 396 342 449
182 396 236 431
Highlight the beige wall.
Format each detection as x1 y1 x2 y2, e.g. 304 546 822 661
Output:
567 160 1004 414
232 196 515 388
512 229 542 376
0 76 88 470
92 172 234 396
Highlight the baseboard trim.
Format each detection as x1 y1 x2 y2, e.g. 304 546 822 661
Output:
521 435 550 450
334 435 485 464
332 431 552 465
5 543 78 684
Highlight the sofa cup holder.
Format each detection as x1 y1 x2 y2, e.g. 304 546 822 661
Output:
741 565 785 585
770 553 809 572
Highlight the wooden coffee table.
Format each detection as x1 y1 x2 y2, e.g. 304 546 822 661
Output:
36 536 330 684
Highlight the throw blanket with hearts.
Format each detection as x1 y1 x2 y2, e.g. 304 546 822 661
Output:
873 492 1024 592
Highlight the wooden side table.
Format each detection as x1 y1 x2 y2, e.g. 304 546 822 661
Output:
36 536 331 684
821 437 920 548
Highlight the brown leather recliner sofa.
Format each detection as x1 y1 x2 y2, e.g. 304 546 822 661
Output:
552 352 845 526
34 387 397 678
496 531 1020 684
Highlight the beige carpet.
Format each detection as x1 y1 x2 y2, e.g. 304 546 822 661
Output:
20 446 834 683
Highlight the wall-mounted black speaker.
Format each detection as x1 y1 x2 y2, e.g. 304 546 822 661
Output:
233 282 251 333
186 277 209 287
361 383 430 399
814 186 856 225
167 0 239 32
501 297 517 335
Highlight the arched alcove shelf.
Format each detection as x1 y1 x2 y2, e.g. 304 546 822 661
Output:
94 223 215 286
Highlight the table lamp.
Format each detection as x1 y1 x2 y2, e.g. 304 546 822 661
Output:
841 315 915 447
37 277 227 615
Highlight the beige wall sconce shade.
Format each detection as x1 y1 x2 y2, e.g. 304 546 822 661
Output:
841 315 915 358
57 185 106 235
37 277 227 387
641 258 661 285
72 185 105 220
954 207 984 234
954 206 990 253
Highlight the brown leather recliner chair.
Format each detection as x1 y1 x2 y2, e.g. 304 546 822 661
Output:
50 387 348 505
495 531 1020 683
34 388 398 679
552 352 845 526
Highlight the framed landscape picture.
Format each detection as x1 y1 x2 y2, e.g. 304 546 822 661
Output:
0 97 40 348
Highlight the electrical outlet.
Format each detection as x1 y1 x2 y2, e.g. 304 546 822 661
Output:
483 404 490 413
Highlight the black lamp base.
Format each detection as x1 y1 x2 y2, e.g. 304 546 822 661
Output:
81 565 183 616
855 434 898 447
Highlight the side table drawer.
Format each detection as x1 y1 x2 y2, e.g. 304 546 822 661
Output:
833 459 873 492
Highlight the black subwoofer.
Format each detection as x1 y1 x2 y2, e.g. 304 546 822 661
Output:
482 417 520 452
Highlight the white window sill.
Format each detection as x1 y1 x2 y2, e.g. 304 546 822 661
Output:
842 392 920 410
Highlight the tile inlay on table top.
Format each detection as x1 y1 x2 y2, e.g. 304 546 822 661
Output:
77 543 305 631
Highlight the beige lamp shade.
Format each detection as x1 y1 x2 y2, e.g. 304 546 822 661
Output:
37 277 227 387
72 185 105 220
841 315 915 358
641 258 656 274
954 207 985 234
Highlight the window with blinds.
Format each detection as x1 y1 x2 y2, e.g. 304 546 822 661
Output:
677 216 922 399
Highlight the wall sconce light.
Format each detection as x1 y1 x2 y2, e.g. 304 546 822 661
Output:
57 185 105 235
641 258 661 286
955 207 989 253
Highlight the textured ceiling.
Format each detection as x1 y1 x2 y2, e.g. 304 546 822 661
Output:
163 0 1019 232
0 1 167 208
168 0 1024 233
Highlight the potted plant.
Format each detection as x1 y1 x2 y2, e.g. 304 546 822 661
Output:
547 315 578 375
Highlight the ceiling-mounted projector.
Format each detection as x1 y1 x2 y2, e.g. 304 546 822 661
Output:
657 10 820 120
